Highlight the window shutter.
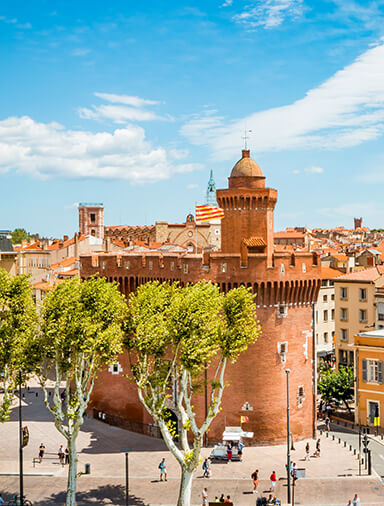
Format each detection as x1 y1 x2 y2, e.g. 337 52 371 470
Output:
362 359 367 382
378 361 383 384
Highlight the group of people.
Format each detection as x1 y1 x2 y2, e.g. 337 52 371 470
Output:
38 443 69 466
203 490 232 504
226 440 244 462
305 439 321 460
251 469 277 493
346 493 361 505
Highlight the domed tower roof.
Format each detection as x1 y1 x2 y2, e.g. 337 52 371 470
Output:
230 149 263 178
229 149 265 189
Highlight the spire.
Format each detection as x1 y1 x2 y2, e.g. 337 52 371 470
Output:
206 170 217 207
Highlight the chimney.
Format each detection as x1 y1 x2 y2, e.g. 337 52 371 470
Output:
63 235 69 242
242 149 250 158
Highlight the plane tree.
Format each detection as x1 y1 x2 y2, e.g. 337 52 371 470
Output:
0 269 37 421
35 277 127 506
125 281 260 506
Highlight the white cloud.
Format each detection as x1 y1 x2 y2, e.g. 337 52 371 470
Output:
78 105 161 123
319 203 383 218
79 92 168 123
181 40 384 159
0 116 202 182
305 166 324 174
233 0 303 29
186 183 198 189
72 48 91 56
94 92 159 107
221 0 234 7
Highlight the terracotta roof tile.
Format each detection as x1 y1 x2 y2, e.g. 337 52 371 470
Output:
335 266 384 282
243 237 267 247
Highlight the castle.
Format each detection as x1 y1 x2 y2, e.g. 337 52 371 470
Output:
80 149 321 444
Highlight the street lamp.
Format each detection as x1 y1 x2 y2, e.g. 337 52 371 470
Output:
286 368 291 505
120 448 131 506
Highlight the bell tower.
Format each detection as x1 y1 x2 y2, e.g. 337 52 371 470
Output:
216 150 277 266
78 203 104 239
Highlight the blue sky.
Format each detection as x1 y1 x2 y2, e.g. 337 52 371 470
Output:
2 0 384 236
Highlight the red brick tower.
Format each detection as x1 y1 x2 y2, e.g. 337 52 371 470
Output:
217 149 277 266
78 203 104 239
80 150 321 445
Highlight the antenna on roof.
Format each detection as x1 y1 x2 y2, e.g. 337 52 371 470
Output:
242 127 252 150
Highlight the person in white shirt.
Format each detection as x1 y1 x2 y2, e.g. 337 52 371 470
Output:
352 493 360 505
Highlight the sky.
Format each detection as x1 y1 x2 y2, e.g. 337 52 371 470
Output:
2 0 384 237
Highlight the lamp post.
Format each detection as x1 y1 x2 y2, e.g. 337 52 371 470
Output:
120 448 131 506
19 371 24 506
286 368 291 505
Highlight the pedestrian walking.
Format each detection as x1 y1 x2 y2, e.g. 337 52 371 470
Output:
251 468 259 493
214 497 219 503
219 493 225 502
58 445 65 466
237 441 244 461
38 443 45 463
159 457 167 481
346 501 352 505
270 470 277 492
291 462 297 479
315 438 321 457
224 495 231 503
65 447 69 465
325 416 330 432
226 442 232 462
326 404 332 419
352 493 360 505
305 442 310 461
202 458 211 478
202 487 208 506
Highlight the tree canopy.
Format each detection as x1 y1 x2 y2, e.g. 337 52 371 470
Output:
36 276 128 506
0 268 37 421
125 280 260 506
318 366 354 411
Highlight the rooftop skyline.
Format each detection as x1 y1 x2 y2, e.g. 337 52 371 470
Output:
1 0 384 236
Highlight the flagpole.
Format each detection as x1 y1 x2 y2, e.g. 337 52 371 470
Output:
194 202 198 254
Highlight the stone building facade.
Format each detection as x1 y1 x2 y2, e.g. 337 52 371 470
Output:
80 149 321 445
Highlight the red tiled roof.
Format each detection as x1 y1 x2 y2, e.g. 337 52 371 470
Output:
243 237 267 247
320 267 344 279
274 231 306 238
106 225 155 231
335 266 384 282
48 235 86 250
51 257 78 269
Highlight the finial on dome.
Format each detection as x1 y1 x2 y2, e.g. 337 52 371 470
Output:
242 149 250 158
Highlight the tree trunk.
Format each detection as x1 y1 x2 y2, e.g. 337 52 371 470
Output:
177 467 193 506
66 437 78 506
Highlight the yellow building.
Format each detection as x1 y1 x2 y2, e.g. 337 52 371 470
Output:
334 266 384 368
354 329 384 427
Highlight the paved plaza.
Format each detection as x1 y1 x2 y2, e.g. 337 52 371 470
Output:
1 384 384 505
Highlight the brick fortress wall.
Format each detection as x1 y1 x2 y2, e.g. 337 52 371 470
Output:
80 150 321 445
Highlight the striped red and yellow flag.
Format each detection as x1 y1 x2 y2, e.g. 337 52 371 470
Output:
195 205 224 223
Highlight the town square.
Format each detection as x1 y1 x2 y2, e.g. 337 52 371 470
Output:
2 1 384 505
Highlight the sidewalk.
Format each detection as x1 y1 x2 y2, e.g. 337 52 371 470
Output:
1 384 384 504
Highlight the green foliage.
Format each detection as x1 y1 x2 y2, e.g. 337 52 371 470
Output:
38 276 128 376
318 366 354 408
11 228 31 244
0 269 37 421
126 281 260 383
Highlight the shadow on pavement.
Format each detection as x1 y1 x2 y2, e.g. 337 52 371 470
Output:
9 386 168 455
34 484 148 505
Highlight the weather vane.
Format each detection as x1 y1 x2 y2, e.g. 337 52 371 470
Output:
242 127 252 150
